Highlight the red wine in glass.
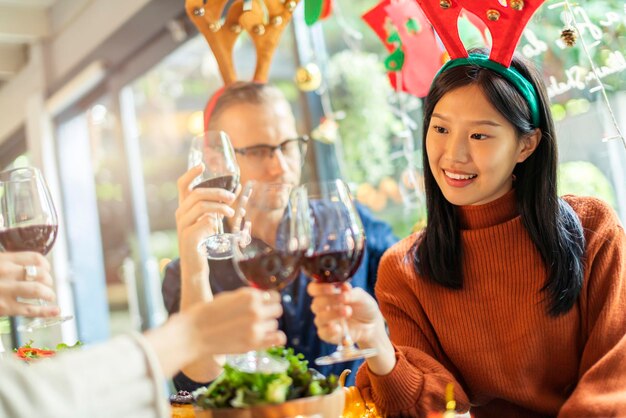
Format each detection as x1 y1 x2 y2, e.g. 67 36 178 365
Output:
236 245 304 291
302 245 365 285
229 181 310 374
193 174 239 193
302 179 376 366
188 130 240 259
0 225 58 255
0 166 72 332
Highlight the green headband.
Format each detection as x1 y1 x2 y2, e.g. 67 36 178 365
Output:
435 54 541 127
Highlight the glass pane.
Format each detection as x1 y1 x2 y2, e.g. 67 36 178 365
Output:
4 97 129 345
86 97 137 336
524 1 626 222
320 0 626 238
322 0 426 237
126 30 304 287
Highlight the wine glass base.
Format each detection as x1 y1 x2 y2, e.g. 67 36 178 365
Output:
315 346 378 366
202 233 236 260
18 315 73 333
226 351 289 374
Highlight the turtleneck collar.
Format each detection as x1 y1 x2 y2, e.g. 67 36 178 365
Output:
456 189 518 230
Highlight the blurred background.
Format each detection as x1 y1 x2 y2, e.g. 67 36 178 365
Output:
0 0 624 348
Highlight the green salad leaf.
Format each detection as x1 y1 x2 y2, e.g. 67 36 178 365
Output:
55 341 83 351
194 347 339 409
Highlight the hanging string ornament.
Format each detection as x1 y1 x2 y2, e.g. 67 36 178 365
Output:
363 0 490 98
549 0 625 147
560 25 577 47
363 0 444 97
559 7 577 47
295 62 322 91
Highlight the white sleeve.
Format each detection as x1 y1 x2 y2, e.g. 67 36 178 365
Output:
0 333 171 418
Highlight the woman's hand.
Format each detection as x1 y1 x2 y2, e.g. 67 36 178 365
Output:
308 282 397 375
0 252 60 317
147 287 286 378
308 282 382 347
191 287 286 356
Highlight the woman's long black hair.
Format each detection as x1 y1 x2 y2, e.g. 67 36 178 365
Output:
415 48 585 316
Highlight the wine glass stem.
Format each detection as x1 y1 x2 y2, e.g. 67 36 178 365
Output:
338 317 357 350
215 213 225 235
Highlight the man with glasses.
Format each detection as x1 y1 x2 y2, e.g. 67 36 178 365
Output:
162 82 397 390
234 135 309 166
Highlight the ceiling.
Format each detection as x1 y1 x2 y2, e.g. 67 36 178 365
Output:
0 0 60 88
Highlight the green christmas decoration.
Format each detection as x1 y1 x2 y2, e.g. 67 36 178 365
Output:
385 48 405 71
305 0 332 26
385 29 404 71
405 18 421 34
386 30 401 44
305 0 323 25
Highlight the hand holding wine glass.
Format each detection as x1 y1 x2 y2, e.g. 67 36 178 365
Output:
301 179 377 366
187 130 240 260
175 165 238 279
0 167 72 332
0 251 59 318
229 181 310 373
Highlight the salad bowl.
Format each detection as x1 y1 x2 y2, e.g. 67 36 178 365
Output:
194 386 344 418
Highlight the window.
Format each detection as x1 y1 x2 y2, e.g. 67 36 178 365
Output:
126 31 305 275
317 0 625 237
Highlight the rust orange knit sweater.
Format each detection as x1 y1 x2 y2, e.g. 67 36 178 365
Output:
356 190 626 417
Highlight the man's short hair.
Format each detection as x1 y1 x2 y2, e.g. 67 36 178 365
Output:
208 82 289 129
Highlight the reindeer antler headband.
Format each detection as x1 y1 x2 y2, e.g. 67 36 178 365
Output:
185 0 300 85
418 0 547 127
186 0 300 128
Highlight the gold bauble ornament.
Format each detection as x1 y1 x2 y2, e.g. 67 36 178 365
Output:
286 0 297 12
487 9 500 21
440 0 452 9
441 51 451 65
252 24 266 35
295 63 322 92
510 0 524 11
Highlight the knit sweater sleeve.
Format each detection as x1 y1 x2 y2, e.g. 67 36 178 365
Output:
559 199 626 417
356 237 470 416
0 334 169 418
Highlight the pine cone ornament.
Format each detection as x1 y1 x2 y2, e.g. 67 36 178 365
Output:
560 26 577 47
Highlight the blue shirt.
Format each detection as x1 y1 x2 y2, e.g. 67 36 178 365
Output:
162 204 397 391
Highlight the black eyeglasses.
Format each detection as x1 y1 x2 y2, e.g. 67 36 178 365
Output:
233 135 309 163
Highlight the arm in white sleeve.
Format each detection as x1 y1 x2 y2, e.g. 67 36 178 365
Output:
0 333 170 418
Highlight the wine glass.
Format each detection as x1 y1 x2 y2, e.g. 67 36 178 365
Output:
229 181 310 373
188 130 240 259
301 179 377 366
0 167 73 332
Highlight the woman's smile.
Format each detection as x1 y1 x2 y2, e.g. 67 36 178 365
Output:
443 169 478 187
